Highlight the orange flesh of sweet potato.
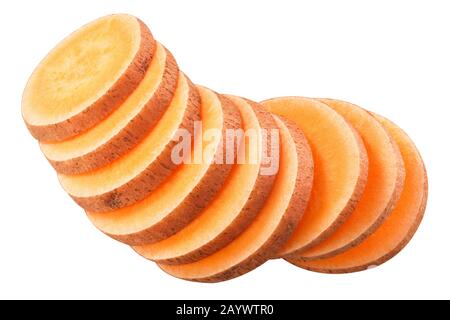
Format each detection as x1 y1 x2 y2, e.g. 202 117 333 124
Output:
58 73 200 212
261 97 368 256
21 14 428 281
22 14 155 142
40 42 179 174
298 99 405 260
288 114 427 273
132 96 278 264
87 87 241 245
158 115 314 282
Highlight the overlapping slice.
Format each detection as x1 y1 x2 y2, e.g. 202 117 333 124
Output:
261 97 368 257
288 114 428 273
40 42 179 174
22 14 155 142
159 115 314 282
87 87 241 245
133 96 278 265
58 73 200 212
297 99 405 260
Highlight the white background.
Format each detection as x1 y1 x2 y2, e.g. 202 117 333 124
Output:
0 0 449 300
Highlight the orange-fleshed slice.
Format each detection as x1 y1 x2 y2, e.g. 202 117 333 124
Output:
133 96 279 264
261 97 368 257
288 114 428 273
58 73 200 212
87 87 241 245
297 99 405 260
22 14 155 142
40 42 179 174
158 115 313 282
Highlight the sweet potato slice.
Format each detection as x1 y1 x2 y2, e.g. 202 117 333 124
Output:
297 99 405 260
58 73 200 212
288 114 428 273
22 14 155 142
261 97 368 256
158 115 314 282
87 87 241 245
133 96 278 265
40 42 179 174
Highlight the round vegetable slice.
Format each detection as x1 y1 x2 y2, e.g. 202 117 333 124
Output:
87 87 241 245
288 114 428 273
298 99 405 260
261 97 368 256
133 96 278 264
22 14 155 142
40 42 179 174
158 115 313 282
58 73 200 212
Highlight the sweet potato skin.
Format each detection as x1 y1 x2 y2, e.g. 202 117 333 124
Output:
70 76 201 212
46 46 179 175
105 92 242 245
180 116 314 282
25 19 156 143
152 98 279 265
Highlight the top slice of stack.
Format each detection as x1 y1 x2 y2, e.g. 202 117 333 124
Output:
23 15 155 142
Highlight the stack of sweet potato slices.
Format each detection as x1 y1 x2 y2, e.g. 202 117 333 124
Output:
22 14 427 282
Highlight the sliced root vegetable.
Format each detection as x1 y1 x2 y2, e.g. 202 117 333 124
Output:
297 99 405 260
87 87 241 245
40 42 179 174
133 96 278 265
58 73 200 212
22 14 155 142
261 97 368 256
288 114 428 273
158 115 314 282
